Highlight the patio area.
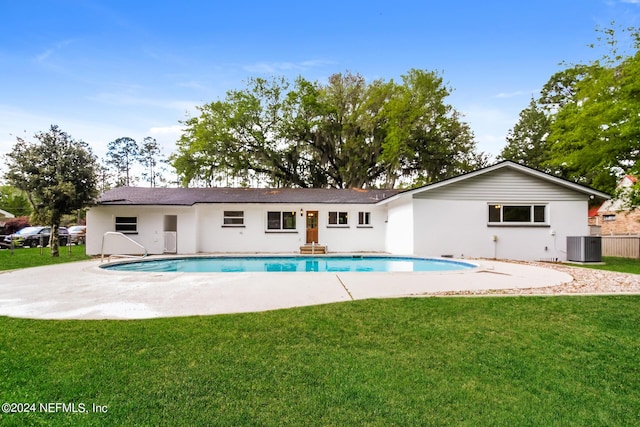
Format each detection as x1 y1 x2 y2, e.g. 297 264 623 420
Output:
0 257 575 319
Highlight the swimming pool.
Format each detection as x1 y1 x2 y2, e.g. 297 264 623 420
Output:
102 256 476 273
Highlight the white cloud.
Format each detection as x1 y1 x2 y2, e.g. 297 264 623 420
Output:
149 125 183 135
177 80 207 90
147 125 184 154
35 48 55 63
606 0 640 5
495 90 530 99
0 105 52 157
0 104 175 161
34 39 77 65
299 59 336 68
243 62 302 74
459 104 518 158
242 59 334 74
90 92 197 112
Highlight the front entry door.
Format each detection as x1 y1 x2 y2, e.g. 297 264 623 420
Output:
306 211 318 243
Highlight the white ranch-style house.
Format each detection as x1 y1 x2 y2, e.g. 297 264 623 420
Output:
86 161 610 261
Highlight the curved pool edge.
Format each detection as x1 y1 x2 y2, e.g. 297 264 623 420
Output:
0 257 572 320
98 253 479 273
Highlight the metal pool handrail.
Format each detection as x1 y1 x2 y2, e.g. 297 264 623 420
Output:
101 231 148 263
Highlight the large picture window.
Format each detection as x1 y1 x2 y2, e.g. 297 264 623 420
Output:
115 216 137 234
488 204 547 225
267 211 296 230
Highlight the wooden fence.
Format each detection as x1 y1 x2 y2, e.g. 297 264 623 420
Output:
601 236 640 259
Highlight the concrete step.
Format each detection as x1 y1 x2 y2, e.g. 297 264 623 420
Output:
299 244 327 254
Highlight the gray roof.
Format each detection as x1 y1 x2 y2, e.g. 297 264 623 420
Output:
97 187 402 206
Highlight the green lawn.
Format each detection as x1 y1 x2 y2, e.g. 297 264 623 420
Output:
1 296 639 426
0 245 92 271
570 256 640 274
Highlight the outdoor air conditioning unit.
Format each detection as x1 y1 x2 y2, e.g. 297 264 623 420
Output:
566 236 601 262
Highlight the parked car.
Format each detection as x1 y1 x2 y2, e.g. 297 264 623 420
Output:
67 225 87 244
3 226 70 247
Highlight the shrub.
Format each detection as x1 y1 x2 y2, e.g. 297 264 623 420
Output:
4 216 30 234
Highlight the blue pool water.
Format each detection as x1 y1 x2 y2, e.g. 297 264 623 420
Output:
102 256 475 273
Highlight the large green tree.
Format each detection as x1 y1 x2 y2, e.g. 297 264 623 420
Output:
498 26 640 197
501 66 591 172
4 125 98 256
546 27 640 193
498 97 551 170
285 72 392 188
171 69 485 188
139 137 165 187
0 185 32 217
382 69 483 186
106 137 139 186
542 59 632 192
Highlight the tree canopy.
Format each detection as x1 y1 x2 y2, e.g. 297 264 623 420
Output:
500 25 640 198
101 136 169 189
106 137 140 187
0 186 32 218
498 97 551 170
139 137 164 187
4 125 98 256
171 69 486 188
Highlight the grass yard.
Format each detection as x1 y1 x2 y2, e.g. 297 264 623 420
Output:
570 256 640 274
1 296 639 426
0 245 92 271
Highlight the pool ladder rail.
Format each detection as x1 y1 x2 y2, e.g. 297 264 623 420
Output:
101 231 148 262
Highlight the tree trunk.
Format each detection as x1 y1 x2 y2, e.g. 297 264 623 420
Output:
50 215 60 257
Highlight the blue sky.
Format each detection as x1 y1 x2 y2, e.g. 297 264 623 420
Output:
1 0 639 173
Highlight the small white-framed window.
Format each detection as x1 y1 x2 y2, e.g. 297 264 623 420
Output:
328 211 349 226
223 210 244 226
358 211 371 226
603 214 616 221
115 216 137 234
267 211 297 231
488 204 547 225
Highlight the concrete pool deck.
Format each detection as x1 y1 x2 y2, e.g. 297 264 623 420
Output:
0 256 574 320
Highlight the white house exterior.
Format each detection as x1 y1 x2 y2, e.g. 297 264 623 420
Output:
87 188 398 256
382 163 610 261
86 161 610 261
